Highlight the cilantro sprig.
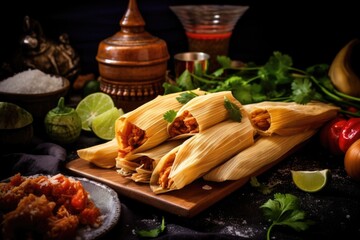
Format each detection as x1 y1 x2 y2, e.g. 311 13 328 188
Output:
164 52 360 117
224 96 242 122
135 216 166 238
260 193 314 240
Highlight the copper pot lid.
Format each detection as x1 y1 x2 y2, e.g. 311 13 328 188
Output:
96 0 169 65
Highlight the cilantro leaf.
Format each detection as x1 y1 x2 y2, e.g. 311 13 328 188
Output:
258 51 293 85
291 78 315 104
217 55 232 68
176 70 195 90
163 82 183 94
162 51 360 117
163 110 177 123
135 216 166 238
224 96 242 122
260 193 315 240
176 91 199 104
249 177 277 195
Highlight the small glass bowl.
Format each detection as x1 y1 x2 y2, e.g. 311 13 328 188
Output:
170 5 249 34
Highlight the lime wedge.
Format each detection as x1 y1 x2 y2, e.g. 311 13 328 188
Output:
91 107 124 140
75 92 114 131
291 169 329 193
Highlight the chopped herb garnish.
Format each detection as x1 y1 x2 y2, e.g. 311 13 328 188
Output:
163 110 177 123
249 176 276 195
135 216 166 238
260 193 315 240
176 91 199 104
224 96 242 122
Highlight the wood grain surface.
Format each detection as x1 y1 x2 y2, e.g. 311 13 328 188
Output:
66 158 249 217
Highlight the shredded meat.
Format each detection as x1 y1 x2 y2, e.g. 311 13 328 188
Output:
136 156 155 171
250 109 271 131
48 205 79 239
169 110 199 137
118 122 146 157
0 174 102 240
158 154 176 189
2 194 57 239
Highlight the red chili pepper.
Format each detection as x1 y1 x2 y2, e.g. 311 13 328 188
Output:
319 116 347 155
339 118 360 153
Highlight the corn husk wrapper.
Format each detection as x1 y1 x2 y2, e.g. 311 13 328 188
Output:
243 101 339 136
115 89 206 158
77 139 117 168
150 114 255 194
203 130 317 182
116 139 185 183
167 91 241 139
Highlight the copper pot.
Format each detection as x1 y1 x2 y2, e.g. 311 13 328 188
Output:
96 0 169 112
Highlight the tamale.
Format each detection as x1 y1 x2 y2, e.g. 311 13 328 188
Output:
203 130 317 182
77 138 117 168
150 112 255 194
243 101 339 136
167 91 241 139
116 139 185 183
115 89 205 158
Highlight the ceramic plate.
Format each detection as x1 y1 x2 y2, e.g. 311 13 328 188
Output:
0 175 121 240
75 176 121 240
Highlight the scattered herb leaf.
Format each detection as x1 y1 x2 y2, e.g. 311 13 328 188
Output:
176 91 199 104
163 110 177 123
135 216 166 238
260 193 315 240
224 96 242 122
249 176 276 195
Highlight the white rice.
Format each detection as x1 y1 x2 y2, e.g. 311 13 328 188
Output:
0 69 64 94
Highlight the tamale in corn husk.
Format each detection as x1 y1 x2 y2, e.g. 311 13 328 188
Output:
116 139 185 183
243 101 339 136
167 91 241 139
203 130 316 182
115 89 206 158
77 139 117 168
150 113 256 194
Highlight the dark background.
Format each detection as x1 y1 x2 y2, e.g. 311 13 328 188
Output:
1 0 359 77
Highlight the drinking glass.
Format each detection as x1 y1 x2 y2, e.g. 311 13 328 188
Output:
170 5 249 71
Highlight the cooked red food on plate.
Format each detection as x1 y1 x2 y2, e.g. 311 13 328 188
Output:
0 173 103 239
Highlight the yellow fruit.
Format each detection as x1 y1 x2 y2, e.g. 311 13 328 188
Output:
291 169 329 193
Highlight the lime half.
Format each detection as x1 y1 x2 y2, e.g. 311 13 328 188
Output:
76 92 114 131
91 107 124 140
291 169 329 193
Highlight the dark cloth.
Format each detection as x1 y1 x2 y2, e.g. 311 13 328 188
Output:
0 142 66 179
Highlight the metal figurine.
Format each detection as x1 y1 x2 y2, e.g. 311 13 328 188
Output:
16 16 80 81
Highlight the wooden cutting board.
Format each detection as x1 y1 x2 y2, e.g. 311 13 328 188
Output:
66 158 250 217
66 136 308 218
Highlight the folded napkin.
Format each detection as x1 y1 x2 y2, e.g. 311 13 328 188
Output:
0 142 67 180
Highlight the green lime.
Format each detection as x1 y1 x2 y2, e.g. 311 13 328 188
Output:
0 102 34 145
45 97 82 144
0 102 33 129
291 169 329 193
83 79 100 97
75 92 114 131
91 107 124 140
